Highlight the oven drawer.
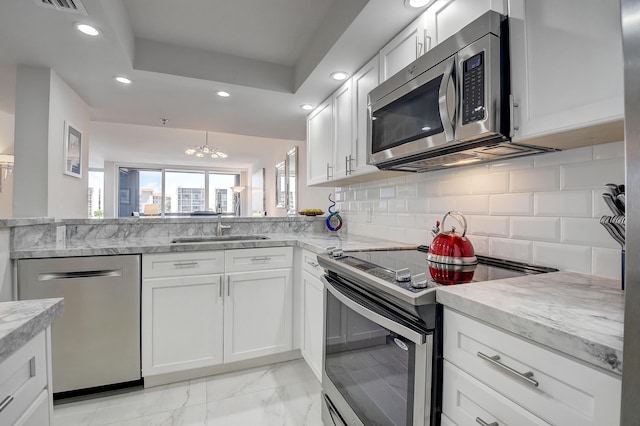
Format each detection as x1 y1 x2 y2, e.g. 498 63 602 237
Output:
301 249 323 278
443 360 550 426
443 308 621 426
225 247 293 272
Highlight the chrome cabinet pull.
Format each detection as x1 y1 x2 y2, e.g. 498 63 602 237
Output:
476 417 498 426
326 163 333 180
345 155 349 176
0 395 14 413
219 276 222 298
173 261 198 268
477 351 539 387
425 32 431 51
250 256 272 263
227 276 231 297
305 259 319 268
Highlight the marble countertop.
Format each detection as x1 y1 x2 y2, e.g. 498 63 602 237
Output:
436 271 624 375
0 298 64 363
10 232 414 259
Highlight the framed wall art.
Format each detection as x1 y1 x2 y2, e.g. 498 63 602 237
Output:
64 121 82 178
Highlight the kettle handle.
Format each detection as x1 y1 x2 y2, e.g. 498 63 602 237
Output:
441 211 468 237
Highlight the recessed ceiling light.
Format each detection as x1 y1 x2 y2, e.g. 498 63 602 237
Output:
405 0 431 7
217 91 230 98
75 23 100 37
300 104 314 111
330 72 349 81
114 76 132 85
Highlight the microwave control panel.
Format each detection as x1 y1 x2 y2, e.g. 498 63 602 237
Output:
462 52 485 124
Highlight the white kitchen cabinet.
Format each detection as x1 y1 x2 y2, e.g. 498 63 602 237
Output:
300 250 324 381
333 79 353 179
442 308 621 426
307 98 334 185
224 268 293 363
379 13 427 82
0 330 52 426
142 274 224 376
508 0 624 148
350 56 379 177
424 0 507 49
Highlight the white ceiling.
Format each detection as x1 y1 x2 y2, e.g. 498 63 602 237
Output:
0 0 423 164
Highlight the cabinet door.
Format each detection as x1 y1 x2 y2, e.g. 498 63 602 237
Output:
307 99 334 185
224 269 293 363
425 0 507 49
333 80 353 178
301 270 323 381
379 14 426 82
142 274 224 376
14 390 50 426
508 0 623 142
351 57 380 176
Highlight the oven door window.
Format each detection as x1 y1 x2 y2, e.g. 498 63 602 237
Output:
325 289 417 426
370 75 444 154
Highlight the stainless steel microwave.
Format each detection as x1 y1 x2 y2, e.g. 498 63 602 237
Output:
367 11 555 172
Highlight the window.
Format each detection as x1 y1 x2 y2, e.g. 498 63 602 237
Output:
117 166 240 217
88 170 104 218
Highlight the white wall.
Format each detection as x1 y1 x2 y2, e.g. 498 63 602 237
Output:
337 141 625 280
0 111 14 218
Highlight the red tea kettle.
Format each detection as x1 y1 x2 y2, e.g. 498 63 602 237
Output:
427 211 477 265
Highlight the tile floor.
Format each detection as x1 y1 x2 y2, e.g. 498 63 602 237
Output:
53 359 323 426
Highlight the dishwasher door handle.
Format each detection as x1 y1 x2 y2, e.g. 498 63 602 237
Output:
37 269 123 281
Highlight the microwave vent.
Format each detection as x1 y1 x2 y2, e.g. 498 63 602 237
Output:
35 0 88 15
479 145 532 156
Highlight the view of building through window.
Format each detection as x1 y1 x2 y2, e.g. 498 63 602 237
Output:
88 170 104 218
116 167 240 217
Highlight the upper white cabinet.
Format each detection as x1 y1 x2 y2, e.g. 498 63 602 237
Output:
508 0 624 147
424 0 507 49
307 98 334 185
379 14 427 82
332 80 353 179
351 57 380 177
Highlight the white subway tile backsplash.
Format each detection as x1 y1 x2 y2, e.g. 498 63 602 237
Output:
592 247 623 283
396 183 417 199
488 156 534 172
533 242 591 273
416 214 441 231
489 238 533 263
468 235 489 255
403 228 430 245
511 217 560 242
355 189 367 201
489 193 533 216
417 181 440 197
562 218 620 249
593 141 624 160
534 191 591 217
454 164 489 177
467 216 509 237
428 196 458 214
440 176 472 196
396 213 417 228
471 172 509 194
455 195 490 215
386 175 407 185
388 199 408 212
407 199 428 213
380 186 396 199
561 158 625 190
366 188 381 200
372 201 388 211
593 189 619 217
510 167 560 192
533 146 592 168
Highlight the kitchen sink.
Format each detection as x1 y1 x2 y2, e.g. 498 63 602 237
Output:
171 235 270 243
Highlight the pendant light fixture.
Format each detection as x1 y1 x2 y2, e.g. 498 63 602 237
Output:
185 132 228 159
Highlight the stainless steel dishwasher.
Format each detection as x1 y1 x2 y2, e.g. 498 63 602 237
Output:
18 255 141 395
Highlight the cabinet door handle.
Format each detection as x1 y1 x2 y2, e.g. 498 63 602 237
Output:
345 155 349 176
219 276 223 298
326 163 333 180
173 261 198 268
476 417 498 426
0 395 14 413
250 256 272 263
417 41 424 57
425 32 431 51
306 259 319 268
477 351 539 388
227 276 231 297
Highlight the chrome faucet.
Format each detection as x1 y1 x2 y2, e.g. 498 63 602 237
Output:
216 214 231 236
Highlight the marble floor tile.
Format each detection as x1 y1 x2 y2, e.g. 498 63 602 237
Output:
53 360 322 426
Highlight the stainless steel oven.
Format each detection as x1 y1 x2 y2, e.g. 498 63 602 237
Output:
318 246 558 426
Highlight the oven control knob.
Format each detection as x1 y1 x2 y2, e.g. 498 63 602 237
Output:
331 249 344 258
411 273 428 289
395 268 411 282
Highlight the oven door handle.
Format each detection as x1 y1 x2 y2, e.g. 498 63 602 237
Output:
438 56 456 142
322 276 426 345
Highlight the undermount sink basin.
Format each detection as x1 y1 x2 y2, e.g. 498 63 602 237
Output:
171 235 270 243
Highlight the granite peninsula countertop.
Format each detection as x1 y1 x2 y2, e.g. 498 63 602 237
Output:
10 232 414 259
0 298 64 363
437 271 624 375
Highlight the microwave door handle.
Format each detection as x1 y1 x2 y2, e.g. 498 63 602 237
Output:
438 58 456 142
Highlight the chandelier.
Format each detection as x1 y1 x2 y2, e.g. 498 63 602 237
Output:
185 132 228 159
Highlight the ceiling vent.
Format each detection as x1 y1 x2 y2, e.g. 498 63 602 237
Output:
36 0 88 16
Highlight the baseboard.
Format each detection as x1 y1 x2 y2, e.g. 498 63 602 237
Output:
143 350 303 388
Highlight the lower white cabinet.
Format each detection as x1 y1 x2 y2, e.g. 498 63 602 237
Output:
142 274 224 376
142 247 294 378
0 330 52 426
300 250 324 381
224 269 293 363
442 308 621 426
